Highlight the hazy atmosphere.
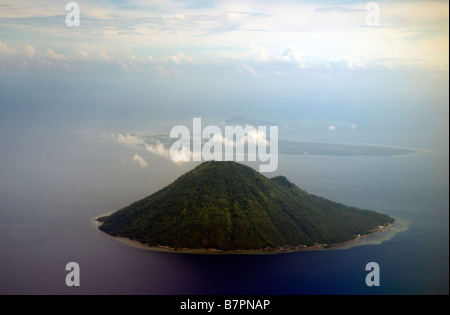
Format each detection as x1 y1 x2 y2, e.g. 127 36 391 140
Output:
0 0 448 295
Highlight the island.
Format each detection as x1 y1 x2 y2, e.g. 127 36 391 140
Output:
97 161 394 253
137 134 416 158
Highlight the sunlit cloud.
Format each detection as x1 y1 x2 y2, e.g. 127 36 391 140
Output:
0 0 447 72
115 134 144 146
205 129 270 149
111 129 273 167
249 44 269 62
145 141 171 160
24 45 35 58
315 6 365 13
330 56 366 70
113 133 177 163
161 52 195 64
47 48 68 61
376 60 395 70
276 46 307 64
0 41 14 54
132 153 148 168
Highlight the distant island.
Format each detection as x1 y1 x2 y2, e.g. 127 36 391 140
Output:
97 161 394 253
277 139 416 156
131 132 416 159
225 116 417 156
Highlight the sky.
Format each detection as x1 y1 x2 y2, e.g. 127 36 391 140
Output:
0 0 448 73
0 2 449 297
0 0 449 172
0 2 448 297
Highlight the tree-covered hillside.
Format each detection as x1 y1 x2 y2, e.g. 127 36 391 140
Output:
98 161 394 250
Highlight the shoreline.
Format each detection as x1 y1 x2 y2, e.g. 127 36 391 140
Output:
92 214 410 255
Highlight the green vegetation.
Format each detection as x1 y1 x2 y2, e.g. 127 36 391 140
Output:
140 135 415 157
99 161 394 251
278 139 415 156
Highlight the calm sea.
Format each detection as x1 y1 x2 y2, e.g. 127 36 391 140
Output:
0 149 448 294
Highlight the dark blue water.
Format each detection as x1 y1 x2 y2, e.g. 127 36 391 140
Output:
0 138 447 295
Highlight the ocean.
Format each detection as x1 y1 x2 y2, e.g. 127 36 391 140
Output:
0 140 448 294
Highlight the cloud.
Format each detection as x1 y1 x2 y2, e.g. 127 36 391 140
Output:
100 50 111 61
376 60 394 70
145 141 170 159
0 41 14 54
330 56 366 70
156 65 169 75
274 46 310 68
161 52 195 64
249 44 269 62
113 130 273 167
36 58 53 70
240 64 256 76
280 46 306 63
156 65 181 76
114 133 174 162
117 59 142 72
170 145 192 164
146 55 156 63
47 49 68 61
115 134 145 146
162 14 186 20
132 153 148 168
24 45 35 58
77 50 88 58
170 55 181 65
327 122 356 131
245 128 270 146
315 6 365 13
0 0 447 71
205 128 270 149
73 44 114 61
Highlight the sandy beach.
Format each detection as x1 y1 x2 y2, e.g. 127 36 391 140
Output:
92 213 410 255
